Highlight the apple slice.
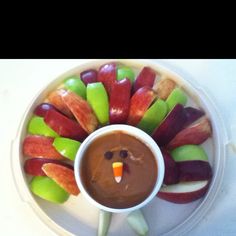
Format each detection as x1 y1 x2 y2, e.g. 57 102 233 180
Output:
161 148 179 185
24 158 73 176
184 107 205 127
87 82 109 125
97 62 116 95
133 67 156 92
109 79 131 124
117 66 135 83
177 161 212 182
28 116 59 138
127 209 149 236
98 210 112 236
166 88 187 112
127 87 156 126
157 180 210 203
30 176 69 203
171 145 208 162
167 117 212 149
44 109 88 141
53 137 81 161
23 135 64 159
137 99 167 134
80 69 97 85
47 89 73 118
34 103 58 117
64 76 86 99
153 78 176 100
152 104 187 146
42 163 80 196
62 90 98 133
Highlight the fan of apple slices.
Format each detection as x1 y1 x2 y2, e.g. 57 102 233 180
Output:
22 62 213 235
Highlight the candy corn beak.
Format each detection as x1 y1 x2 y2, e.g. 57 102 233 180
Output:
112 162 123 183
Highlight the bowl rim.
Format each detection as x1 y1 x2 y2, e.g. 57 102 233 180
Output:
74 124 165 213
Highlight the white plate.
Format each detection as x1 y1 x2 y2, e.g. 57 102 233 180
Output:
11 60 227 236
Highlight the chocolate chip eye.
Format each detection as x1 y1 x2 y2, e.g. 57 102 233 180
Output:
119 150 128 158
104 151 113 160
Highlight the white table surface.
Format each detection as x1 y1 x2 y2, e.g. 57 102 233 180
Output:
1 59 235 236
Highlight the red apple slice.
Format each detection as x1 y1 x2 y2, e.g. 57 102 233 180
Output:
24 158 73 176
23 135 64 159
177 160 212 182
161 148 179 185
80 69 97 85
44 109 88 141
152 104 187 146
34 103 58 117
42 163 80 195
109 79 132 124
127 87 156 126
62 90 98 134
97 62 116 95
157 180 210 203
133 67 156 92
47 89 74 118
167 117 212 149
184 107 205 127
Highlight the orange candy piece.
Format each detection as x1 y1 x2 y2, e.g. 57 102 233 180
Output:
112 162 123 183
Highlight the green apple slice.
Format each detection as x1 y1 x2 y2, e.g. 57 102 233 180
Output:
64 76 86 99
30 176 69 203
117 66 135 83
87 82 109 125
137 99 167 134
171 145 208 162
53 137 81 161
98 210 112 236
166 88 187 111
127 209 149 236
28 116 59 137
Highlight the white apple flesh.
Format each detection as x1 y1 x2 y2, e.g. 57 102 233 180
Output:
157 180 210 204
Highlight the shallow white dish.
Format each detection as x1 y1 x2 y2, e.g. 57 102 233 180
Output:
11 60 228 236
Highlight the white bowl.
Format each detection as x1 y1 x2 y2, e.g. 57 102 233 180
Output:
74 124 165 213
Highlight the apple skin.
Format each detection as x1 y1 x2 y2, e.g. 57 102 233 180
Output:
97 62 117 95
157 180 210 204
34 103 58 117
28 116 59 138
64 76 86 99
23 135 64 160
167 117 212 149
153 78 176 100
152 104 187 146
161 148 179 185
30 176 69 204
47 89 73 118
42 163 80 196
62 90 98 134
117 66 135 83
177 161 212 182
171 145 208 162
184 107 205 127
109 79 131 124
86 82 109 125
52 137 81 161
44 109 88 142
80 69 97 85
24 158 73 176
166 88 187 112
127 87 156 126
137 99 167 135
133 67 156 92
